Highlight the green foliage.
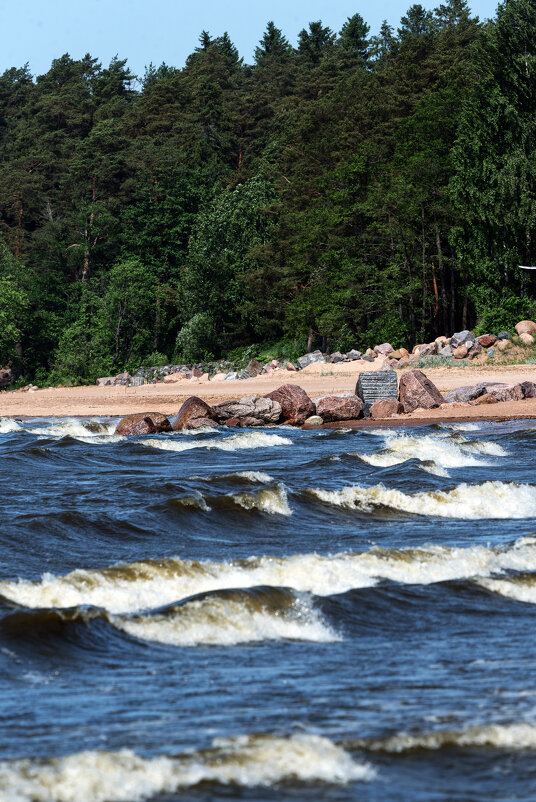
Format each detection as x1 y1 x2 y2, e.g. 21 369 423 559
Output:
175 313 215 363
142 351 169 367
474 292 536 335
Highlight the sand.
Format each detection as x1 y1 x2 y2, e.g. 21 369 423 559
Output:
1 358 536 424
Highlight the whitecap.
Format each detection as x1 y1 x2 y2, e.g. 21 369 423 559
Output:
140 432 292 453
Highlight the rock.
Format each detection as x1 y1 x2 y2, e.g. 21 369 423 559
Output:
184 417 218 429
453 345 468 359
520 381 536 398
374 342 394 356
0 367 13 387
439 345 453 357
347 350 362 360
245 359 264 377
408 354 421 364
296 350 326 370
303 415 324 426
212 395 282 425
315 393 363 422
451 330 474 349
520 332 535 346
163 374 182 384
390 350 403 360
225 417 241 427
483 383 523 402
329 351 346 363
369 399 403 419
356 370 398 416
365 348 377 357
265 384 315 425
225 372 240 380
478 334 497 348
362 354 375 362
172 397 218 431
384 358 400 369
487 347 495 358
116 412 172 435
473 393 499 405
398 370 444 413
468 340 482 355
444 384 487 403
435 336 448 346
414 343 436 357
210 372 226 382
286 362 296 371
497 331 511 340
397 357 410 368
496 339 513 351
515 320 536 335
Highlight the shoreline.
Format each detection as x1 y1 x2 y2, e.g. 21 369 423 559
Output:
2 362 536 427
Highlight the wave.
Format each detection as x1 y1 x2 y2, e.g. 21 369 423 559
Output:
26 418 119 441
140 431 292 453
1 587 338 647
116 586 337 646
0 734 374 801
477 572 536 604
307 481 536 519
353 432 506 477
169 483 291 516
351 722 536 753
189 470 275 484
0 417 22 434
3 538 536 613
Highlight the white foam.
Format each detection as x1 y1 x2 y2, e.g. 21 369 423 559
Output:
478 573 536 604
0 735 373 801
115 593 337 646
0 417 22 434
357 722 536 752
140 432 292 453
27 419 118 440
354 431 506 477
307 481 536 519
3 539 536 614
189 471 274 484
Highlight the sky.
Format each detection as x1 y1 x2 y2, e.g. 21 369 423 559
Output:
0 0 500 80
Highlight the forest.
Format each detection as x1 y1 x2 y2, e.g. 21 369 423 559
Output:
1 0 536 384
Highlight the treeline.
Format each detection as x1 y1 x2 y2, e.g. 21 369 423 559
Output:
1 0 536 383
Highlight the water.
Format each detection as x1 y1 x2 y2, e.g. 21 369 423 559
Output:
1 416 536 800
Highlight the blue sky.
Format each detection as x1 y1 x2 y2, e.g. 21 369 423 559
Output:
1 0 499 79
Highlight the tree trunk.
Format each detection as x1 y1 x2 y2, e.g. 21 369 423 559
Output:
307 327 314 353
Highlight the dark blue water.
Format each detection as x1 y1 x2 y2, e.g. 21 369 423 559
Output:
2 416 536 800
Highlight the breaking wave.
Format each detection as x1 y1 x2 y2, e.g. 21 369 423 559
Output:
307 481 536 519
353 431 506 477
477 572 536 605
352 722 536 753
140 431 292 453
3 537 536 613
0 734 374 801
26 418 119 441
170 483 291 515
116 586 337 646
0 417 22 434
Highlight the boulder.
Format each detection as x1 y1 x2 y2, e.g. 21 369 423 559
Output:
224 372 239 380
303 415 324 426
487 348 495 358
314 393 363 422
435 336 448 346
116 412 172 435
0 367 13 387
483 383 523 402
244 359 264 378
414 342 436 357
210 372 226 382
398 369 445 413
520 332 535 346
362 354 375 362
329 351 346 363
347 350 362 361
374 342 394 356
265 384 315 425
184 417 218 429
365 348 376 358
439 345 453 357
496 339 513 351
212 395 282 425
477 334 497 348
453 345 468 359
520 381 536 398
296 350 326 370
370 399 403 419
497 331 511 340
286 362 296 371
172 396 218 431
397 357 411 368
515 320 536 336
163 374 182 384
444 384 487 404
451 330 474 349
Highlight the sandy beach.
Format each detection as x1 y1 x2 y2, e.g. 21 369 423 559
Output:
2 359 536 424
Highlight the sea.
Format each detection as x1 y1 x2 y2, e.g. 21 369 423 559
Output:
1 415 536 801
